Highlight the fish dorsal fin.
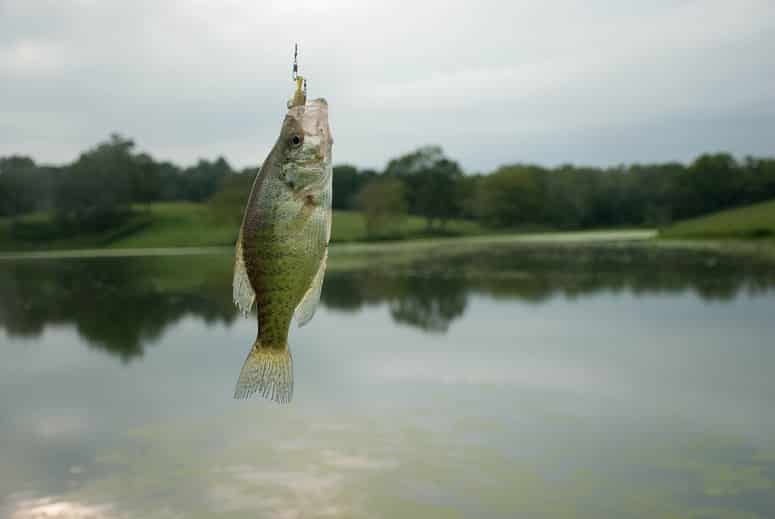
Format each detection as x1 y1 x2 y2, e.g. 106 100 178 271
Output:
233 229 255 317
294 248 327 327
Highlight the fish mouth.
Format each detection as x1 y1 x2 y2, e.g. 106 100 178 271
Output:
290 98 332 162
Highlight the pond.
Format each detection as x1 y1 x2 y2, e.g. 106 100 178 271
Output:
1 243 774 518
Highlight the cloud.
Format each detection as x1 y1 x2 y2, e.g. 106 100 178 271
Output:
1 0 774 170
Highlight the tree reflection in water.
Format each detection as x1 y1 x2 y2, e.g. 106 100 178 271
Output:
0 256 236 361
0 244 773 361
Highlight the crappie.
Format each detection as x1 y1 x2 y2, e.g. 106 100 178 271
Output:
232 93 333 403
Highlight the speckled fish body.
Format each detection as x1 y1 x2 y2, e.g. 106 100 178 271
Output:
232 98 333 403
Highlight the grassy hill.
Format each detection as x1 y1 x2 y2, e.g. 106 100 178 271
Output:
661 199 775 239
0 202 485 251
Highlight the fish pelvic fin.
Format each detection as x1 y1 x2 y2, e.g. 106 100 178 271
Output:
234 341 293 404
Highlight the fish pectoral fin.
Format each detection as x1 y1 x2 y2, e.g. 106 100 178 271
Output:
232 230 256 318
294 248 327 327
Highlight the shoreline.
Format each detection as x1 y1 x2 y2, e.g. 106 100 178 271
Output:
0 230 653 261
1 229 773 266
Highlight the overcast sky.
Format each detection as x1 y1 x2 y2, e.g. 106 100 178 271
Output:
1 0 774 172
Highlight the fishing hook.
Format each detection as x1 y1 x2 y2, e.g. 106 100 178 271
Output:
292 43 307 95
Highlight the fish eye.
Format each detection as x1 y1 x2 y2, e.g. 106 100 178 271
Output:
289 134 303 148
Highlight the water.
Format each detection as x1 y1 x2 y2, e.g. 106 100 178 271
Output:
1 244 774 519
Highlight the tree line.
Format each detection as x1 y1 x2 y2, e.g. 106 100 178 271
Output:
2 134 774 239
335 146 775 235
0 134 241 235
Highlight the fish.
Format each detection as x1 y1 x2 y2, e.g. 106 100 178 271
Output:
231 85 333 403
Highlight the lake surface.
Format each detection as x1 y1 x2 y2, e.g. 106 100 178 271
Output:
1 243 774 519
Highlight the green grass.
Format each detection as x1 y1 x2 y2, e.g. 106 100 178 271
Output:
330 210 368 242
330 210 484 242
0 211 153 251
109 203 237 248
661 199 775 239
0 202 486 251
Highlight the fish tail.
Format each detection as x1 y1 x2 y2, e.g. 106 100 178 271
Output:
233 340 293 403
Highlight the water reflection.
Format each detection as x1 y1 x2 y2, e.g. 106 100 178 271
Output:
2 244 775 518
322 272 467 333
0 244 773 361
8 496 116 519
0 257 235 361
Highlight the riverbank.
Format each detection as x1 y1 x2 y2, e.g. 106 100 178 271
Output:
0 229 654 261
2 220 773 268
661 199 775 239
5 229 772 265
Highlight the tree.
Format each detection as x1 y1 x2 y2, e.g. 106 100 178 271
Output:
54 134 135 232
181 157 233 201
456 174 482 220
0 156 38 219
384 145 464 227
685 153 741 215
474 165 546 228
208 169 257 227
332 165 360 210
743 157 775 204
158 161 184 200
355 177 408 238
132 153 162 209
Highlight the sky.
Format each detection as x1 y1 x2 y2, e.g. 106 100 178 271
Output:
1 0 774 172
